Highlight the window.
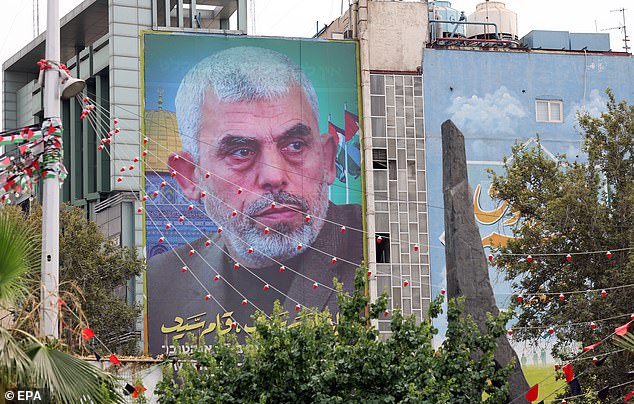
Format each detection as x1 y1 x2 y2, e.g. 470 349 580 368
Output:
373 149 388 169
376 233 390 263
536 99 563 122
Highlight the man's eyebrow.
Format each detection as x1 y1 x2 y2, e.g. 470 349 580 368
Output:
216 136 259 154
279 123 313 141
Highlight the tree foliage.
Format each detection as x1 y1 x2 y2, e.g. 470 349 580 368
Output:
489 89 634 397
3 204 144 355
156 268 513 403
0 209 124 403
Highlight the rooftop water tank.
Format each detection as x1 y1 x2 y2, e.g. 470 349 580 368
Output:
429 1 466 38
466 1 518 40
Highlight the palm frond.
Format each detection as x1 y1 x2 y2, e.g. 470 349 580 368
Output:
25 341 124 404
0 326 31 385
613 332 634 353
0 212 40 305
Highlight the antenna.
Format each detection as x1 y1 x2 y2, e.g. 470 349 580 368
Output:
602 8 630 53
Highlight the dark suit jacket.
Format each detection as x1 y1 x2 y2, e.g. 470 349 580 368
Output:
146 203 363 354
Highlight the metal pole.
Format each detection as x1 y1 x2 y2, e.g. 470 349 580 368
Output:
40 0 61 339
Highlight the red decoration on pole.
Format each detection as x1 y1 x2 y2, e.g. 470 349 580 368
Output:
305 215 311 222
384 310 389 317
295 304 301 311
590 322 596 330
606 251 612 259
217 227 223 233
179 216 185 223
279 266 285 273
527 255 533 263
188 204 194 211
566 253 572 262
160 181 166 188
189 249 195 256
263 284 269 291
158 237 164 243
414 244 419 252
332 257 337 264
234 263 240 270
214 274 220 281
109 354 121 365
201 191 206 198
117 177 122 182
181 266 187 273
171 171 177 178
237 187 243 194
152 191 159 197
592 357 598 364
548 327 555 335
165 224 171 230
205 294 210 301
271 202 276 208
376 235 382 244
601 289 607 297
205 240 211 247
313 282 318 289
559 293 565 301
242 299 247 306
81 328 95 341
441 288 446 295
507 329 513 336
264 227 270 234
142 150 148 156
231 210 237 217
403 280 409 287
517 295 524 303
137 207 143 213
247 247 254 254
297 243 303 250
367 270 372 277
340 226 346 233
488 253 493 261
205 172 210 179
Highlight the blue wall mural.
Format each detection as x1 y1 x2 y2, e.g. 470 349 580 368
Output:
423 48 634 352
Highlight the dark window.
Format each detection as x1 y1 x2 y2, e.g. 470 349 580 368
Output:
376 232 390 263
373 149 387 169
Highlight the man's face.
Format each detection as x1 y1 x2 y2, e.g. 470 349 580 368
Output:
173 87 336 267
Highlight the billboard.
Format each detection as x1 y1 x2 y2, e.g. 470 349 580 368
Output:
142 33 363 355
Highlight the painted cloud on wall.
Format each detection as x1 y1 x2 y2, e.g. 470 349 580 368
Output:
447 86 527 135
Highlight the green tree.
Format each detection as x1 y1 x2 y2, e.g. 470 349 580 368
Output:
489 89 634 398
0 209 124 403
156 268 513 403
4 204 144 355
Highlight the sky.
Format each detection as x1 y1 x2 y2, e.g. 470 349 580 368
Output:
0 0 631 124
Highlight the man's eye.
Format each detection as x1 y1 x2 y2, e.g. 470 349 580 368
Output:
230 148 254 159
283 142 304 152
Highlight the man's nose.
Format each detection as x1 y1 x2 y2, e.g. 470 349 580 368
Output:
256 150 289 192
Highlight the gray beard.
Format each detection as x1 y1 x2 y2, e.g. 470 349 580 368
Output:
203 186 329 268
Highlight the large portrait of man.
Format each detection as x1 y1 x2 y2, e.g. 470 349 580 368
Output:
142 34 364 355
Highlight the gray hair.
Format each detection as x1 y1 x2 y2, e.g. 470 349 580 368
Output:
175 46 320 162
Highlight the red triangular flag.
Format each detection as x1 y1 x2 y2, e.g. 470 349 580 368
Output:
27 128 35 140
47 126 56 135
615 322 631 336
625 390 634 402
109 354 121 365
81 327 95 341
328 121 345 144
562 363 574 383
583 340 603 351
344 110 359 141
525 384 539 402
19 145 29 154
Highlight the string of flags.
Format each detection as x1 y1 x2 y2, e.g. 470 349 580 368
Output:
517 319 634 403
58 298 148 399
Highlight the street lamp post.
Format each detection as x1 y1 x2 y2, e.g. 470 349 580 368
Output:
40 0 61 339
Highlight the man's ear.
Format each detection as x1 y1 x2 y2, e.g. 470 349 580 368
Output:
320 134 338 185
168 152 200 200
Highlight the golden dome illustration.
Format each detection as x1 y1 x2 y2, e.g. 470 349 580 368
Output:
144 89 181 173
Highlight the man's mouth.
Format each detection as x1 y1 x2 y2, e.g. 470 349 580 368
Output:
253 206 303 224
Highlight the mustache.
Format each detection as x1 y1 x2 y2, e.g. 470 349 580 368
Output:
244 191 310 217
